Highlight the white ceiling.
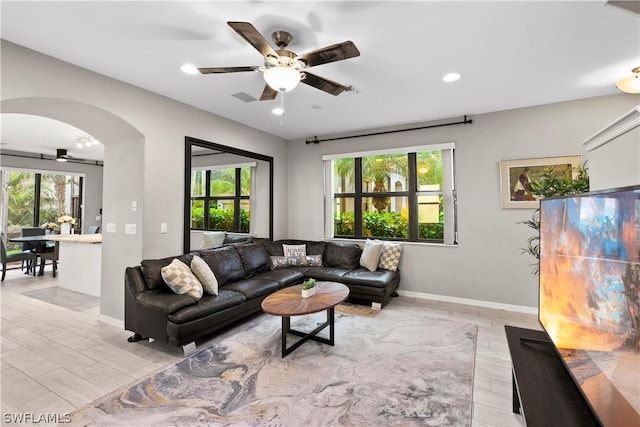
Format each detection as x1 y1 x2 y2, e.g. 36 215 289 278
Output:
1 1 639 160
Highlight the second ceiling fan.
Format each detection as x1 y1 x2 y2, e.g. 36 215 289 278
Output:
197 21 360 100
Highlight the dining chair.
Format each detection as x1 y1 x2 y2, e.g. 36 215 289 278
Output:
37 240 60 278
1 234 38 281
20 227 44 273
87 226 100 234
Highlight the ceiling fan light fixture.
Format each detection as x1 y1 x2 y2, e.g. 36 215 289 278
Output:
263 66 301 92
616 67 640 94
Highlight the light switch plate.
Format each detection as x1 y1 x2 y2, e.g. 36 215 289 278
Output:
106 223 116 233
125 224 136 234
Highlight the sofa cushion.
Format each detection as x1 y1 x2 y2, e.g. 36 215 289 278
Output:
161 259 203 299
224 278 280 299
302 266 352 282
324 242 362 269
253 269 304 287
141 254 193 290
235 243 271 278
167 289 246 324
378 242 403 271
198 246 246 286
190 255 218 295
136 290 199 314
360 239 384 272
224 234 254 245
341 268 400 288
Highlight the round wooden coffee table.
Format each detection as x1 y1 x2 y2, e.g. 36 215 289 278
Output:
261 281 349 357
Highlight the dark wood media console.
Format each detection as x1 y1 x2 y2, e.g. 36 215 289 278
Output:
505 325 601 427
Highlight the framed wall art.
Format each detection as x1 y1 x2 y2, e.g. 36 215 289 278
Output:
500 155 582 209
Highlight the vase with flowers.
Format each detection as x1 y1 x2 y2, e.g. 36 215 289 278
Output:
58 215 76 235
41 222 58 235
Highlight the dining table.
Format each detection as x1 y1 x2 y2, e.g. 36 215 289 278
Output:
9 235 55 276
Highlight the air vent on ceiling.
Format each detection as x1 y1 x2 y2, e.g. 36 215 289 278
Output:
232 92 257 103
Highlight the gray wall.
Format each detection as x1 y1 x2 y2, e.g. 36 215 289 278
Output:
3 39 638 316
286 94 640 309
0 152 103 231
2 40 289 322
587 126 639 191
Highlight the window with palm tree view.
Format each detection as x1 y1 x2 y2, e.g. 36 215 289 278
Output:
1 169 83 253
190 166 251 233
330 146 456 244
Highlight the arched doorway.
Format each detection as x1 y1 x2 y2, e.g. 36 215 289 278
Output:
2 97 145 323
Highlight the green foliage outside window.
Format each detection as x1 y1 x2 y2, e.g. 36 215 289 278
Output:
190 166 251 232
192 206 250 232
333 150 447 241
335 210 445 240
363 211 408 238
334 212 355 236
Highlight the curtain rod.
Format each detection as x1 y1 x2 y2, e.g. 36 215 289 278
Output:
305 115 473 144
1 152 103 167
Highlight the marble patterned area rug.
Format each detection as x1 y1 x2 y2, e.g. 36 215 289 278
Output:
70 303 477 426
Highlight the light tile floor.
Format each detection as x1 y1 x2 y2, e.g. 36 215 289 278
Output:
0 267 540 427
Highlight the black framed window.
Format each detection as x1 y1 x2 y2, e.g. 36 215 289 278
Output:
329 145 457 244
190 166 251 233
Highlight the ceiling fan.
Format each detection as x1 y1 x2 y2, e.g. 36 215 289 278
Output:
197 21 360 100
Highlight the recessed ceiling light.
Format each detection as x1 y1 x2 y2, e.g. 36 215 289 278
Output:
180 64 199 75
272 107 284 115
443 72 461 82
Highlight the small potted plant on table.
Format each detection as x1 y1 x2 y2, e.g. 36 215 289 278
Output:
301 278 316 298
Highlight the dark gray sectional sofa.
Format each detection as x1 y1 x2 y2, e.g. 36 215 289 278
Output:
124 239 400 348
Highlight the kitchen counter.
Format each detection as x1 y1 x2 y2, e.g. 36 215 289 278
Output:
47 233 102 244
49 233 102 297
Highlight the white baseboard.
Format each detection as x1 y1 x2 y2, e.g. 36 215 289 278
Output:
397 290 538 315
98 313 124 329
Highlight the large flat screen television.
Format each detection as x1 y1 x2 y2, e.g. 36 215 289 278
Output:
539 185 640 426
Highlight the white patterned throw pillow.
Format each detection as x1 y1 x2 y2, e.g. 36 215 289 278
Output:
378 242 402 271
282 244 306 257
190 255 218 295
161 259 203 299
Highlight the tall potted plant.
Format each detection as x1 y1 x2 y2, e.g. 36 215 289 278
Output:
520 163 589 274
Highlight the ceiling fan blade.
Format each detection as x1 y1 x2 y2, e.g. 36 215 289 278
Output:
259 84 278 101
227 21 279 58
301 72 350 96
298 41 360 68
198 66 258 74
